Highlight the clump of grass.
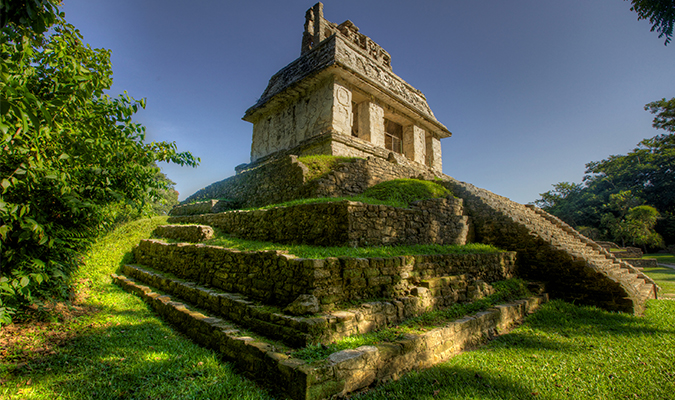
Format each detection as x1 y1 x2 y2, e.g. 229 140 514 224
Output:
201 234 502 259
362 179 451 207
297 155 361 181
252 195 401 210
293 279 532 362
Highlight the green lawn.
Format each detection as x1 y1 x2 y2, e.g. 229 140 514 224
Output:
2 218 674 399
644 252 675 265
642 253 675 297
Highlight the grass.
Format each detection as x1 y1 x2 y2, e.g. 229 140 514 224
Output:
353 299 675 400
251 195 404 210
642 253 675 297
2 218 675 399
0 217 272 400
202 234 501 259
361 178 451 207
644 252 675 265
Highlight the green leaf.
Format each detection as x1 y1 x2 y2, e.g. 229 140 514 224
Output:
20 276 30 288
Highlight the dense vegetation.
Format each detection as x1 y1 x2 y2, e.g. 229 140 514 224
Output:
0 1 197 325
535 98 675 249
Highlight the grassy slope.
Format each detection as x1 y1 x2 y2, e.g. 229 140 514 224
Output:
1 219 674 399
0 217 271 400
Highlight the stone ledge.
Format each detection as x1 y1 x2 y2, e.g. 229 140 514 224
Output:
153 224 214 242
623 258 659 269
112 272 547 400
131 239 516 308
168 197 468 247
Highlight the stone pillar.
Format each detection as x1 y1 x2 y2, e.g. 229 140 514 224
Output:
332 82 353 136
426 134 442 171
356 101 384 148
403 124 426 163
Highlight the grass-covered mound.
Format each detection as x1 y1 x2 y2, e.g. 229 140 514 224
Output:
297 154 361 181
361 178 451 207
249 178 452 211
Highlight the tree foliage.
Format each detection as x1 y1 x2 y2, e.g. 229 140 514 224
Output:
0 2 198 324
535 98 674 247
627 0 675 45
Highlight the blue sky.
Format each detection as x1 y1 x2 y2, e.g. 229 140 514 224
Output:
60 0 674 204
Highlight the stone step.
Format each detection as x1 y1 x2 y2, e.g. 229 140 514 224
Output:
112 271 549 400
120 263 500 347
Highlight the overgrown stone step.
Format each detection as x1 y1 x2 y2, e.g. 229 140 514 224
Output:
112 272 548 400
120 264 507 347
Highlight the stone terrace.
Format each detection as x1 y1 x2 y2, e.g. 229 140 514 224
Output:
113 219 543 399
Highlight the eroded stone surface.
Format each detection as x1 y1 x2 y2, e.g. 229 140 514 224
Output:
243 3 450 169
285 294 321 316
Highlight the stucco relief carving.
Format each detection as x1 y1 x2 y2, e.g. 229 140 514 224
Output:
336 41 434 119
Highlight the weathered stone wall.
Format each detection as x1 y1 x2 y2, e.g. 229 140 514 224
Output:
181 150 443 208
152 225 214 243
181 155 309 207
132 239 515 308
168 197 468 247
623 258 659 269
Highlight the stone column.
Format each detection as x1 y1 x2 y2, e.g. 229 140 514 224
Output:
403 124 425 163
426 134 442 171
356 101 385 148
332 82 353 136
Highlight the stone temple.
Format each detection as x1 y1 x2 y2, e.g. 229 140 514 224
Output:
243 2 450 172
121 4 659 399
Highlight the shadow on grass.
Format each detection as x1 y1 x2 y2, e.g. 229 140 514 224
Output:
3 318 276 400
352 299 675 400
352 363 547 400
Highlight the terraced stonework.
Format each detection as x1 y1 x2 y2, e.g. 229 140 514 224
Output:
113 267 546 400
169 197 469 247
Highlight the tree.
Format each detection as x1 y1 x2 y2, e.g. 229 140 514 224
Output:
645 97 675 132
626 0 675 45
0 2 198 324
534 98 675 247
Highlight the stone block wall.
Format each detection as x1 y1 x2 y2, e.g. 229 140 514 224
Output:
153 225 214 243
132 239 515 308
168 197 468 247
181 137 444 208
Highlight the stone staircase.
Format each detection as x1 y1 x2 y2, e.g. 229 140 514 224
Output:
443 178 658 314
112 222 547 400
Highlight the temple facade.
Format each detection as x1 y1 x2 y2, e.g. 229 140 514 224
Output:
243 3 451 171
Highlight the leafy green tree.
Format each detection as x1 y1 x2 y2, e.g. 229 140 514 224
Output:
535 98 675 246
626 0 675 45
645 97 675 132
149 170 180 215
0 3 198 324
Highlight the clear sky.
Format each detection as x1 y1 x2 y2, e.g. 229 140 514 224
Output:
60 0 674 204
